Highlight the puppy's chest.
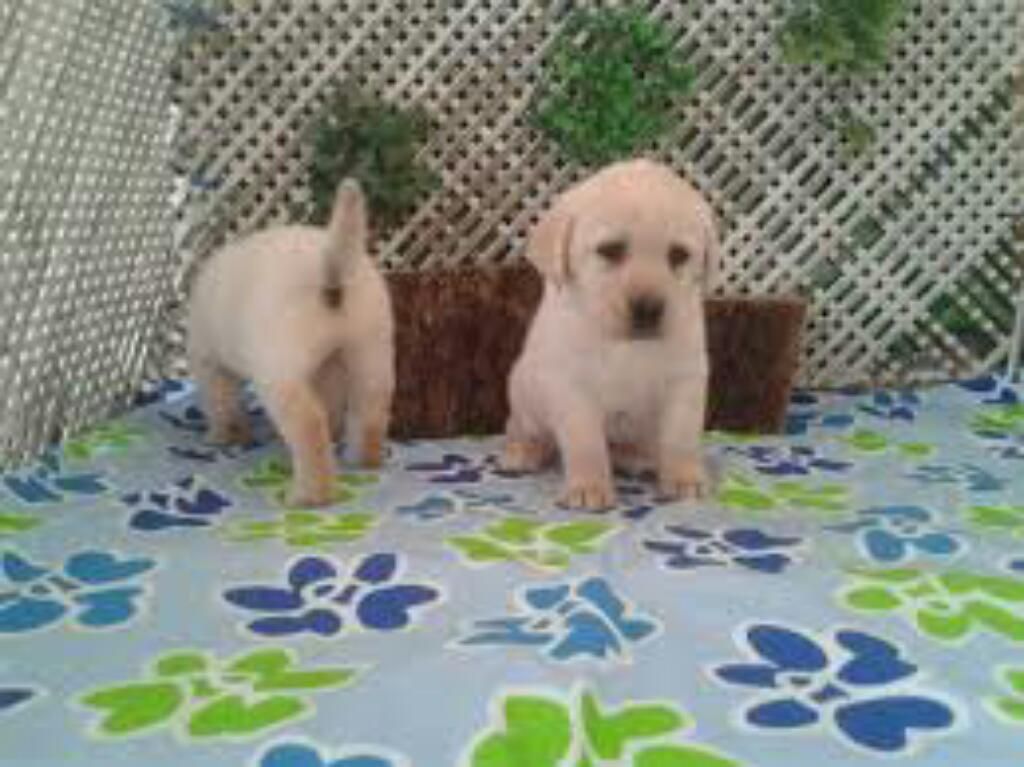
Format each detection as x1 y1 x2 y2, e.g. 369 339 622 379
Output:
585 346 674 429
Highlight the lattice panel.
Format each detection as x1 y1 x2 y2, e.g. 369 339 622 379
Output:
0 0 175 467
165 0 1022 387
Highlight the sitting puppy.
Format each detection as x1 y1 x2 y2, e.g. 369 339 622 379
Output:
187 179 394 507
503 159 720 510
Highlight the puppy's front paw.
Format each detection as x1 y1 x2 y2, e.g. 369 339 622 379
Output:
501 438 548 474
209 419 253 447
287 476 334 509
559 478 617 512
658 458 710 501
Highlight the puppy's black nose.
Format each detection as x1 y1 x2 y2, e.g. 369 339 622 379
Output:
630 295 665 337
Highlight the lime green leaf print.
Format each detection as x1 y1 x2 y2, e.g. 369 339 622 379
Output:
449 520 618 571
987 667 1024 726
718 474 849 515
63 422 144 461
841 569 1024 644
0 511 41 537
846 430 889 453
472 696 572 767
635 745 739 767
466 687 736 767
581 692 687 760
80 647 358 742
972 404 1024 435
81 683 184 736
241 459 377 508
226 511 376 547
968 505 1024 536
186 694 305 738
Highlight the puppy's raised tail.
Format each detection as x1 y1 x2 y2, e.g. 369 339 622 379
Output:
321 178 368 309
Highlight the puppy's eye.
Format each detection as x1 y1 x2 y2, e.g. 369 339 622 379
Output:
668 245 691 270
597 240 628 266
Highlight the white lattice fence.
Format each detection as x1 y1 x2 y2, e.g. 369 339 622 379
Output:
166 0 1022 387
0 0 175 465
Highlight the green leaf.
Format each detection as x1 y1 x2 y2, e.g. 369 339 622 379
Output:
486 518 544 546
0 512 41 536
1002 668 1024 695
964 601 1024 642
471 696 572 767
226 648 291 678
635 744 739 767
581 692 687 760
155 651 209 677
848 568 924 584
843 585 902 611
254 666 358 693
992 696 1024 723
186 694 305 738
544 521 614 551
898 442 934 458
846 430 888 452
916 607 972 641
449 536 514 563
81 683 184 735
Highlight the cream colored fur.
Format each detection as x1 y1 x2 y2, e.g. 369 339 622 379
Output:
502 159 721 511
187 179 394 507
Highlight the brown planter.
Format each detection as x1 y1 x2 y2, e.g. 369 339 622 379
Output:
388 265 806 438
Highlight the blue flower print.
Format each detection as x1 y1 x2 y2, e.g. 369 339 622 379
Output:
458 576 657 664
395 493 459 522
906 463 1006 492
712 623 958 754
405 453 485 483
858 390 922 421
256 739 408 767
827 506 963 564
0 686 37 715
723 444 852 477
0 549 155 634
224 553 441 638
958 375 1020 406
133 378 191 408
785 392 857 436
1006 558 1024 575
2 451 108 505
644 526 804 574
122 476 233 531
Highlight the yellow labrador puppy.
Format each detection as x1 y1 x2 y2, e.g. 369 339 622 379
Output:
187 179 394 507
503 159 720 510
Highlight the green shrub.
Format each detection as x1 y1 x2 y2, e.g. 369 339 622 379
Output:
779 0 907 75
533 6 694 165
305 87 437 229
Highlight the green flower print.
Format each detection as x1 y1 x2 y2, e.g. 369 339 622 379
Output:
241 458 377 508
64 422 145 461
448 518 619 571
718 473 850 515
80 648 359 741
841 568 1024 644
972 404 1024 436
465 686 737 767
0 511 41 537
987 666 1024 725
226 511 376 547
843 430 933 459
967 505 1024 537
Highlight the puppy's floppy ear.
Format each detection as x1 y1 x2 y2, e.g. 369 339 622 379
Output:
696 198 722 293
525 205 575 286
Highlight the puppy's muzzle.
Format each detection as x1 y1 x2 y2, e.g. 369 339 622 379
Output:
629 295 665 339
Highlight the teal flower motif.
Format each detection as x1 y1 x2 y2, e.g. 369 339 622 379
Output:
840 568 1024 644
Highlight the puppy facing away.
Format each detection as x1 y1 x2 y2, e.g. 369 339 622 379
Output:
502 159 721 511
187 179 394 507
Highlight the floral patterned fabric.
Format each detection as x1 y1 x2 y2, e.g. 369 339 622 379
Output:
1 377 1023 766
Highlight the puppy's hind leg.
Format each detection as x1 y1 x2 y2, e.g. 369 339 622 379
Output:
259 379 335 508
313 353 348 443
192 358 251 446
341 344 394 469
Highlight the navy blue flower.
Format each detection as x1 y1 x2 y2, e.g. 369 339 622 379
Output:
224 554 441 638
121 476 233 531
858 390 922 421
713 623 957 754
405 453 484 483
644 526 803 574
133 378 191 408
958 375 1020 405
395 493 459 522
827 506 963 564
0 549 155 634
459 576 657 664
2 451 108 505
724 444 852 477
0 686 36 715
906 463 1006 492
